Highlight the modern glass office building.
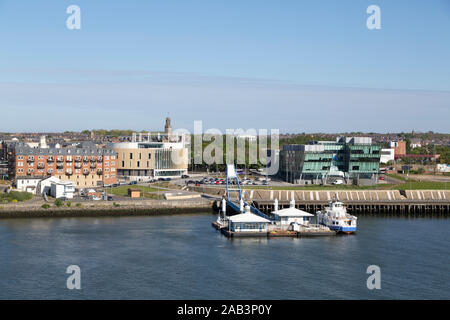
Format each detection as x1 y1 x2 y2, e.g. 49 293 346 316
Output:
279 137 381 184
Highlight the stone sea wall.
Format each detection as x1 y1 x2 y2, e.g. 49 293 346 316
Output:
0 198 215 219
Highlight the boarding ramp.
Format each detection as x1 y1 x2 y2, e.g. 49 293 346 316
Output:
225 164 271 220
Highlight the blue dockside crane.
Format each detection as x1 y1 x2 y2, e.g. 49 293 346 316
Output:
225 164 271 220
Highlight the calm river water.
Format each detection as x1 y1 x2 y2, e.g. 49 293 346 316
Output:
0 213 449 299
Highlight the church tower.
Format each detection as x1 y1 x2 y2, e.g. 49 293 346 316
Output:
165 117 172 140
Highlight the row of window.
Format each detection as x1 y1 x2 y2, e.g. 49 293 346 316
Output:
17 162 115 167
17 168 115 174
125 153 152 160
17 155 116 161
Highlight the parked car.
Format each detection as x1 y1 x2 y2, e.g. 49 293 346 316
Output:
129 181 137 185
332 179 344 185
181 174 190 179
379 176 385 180
107 196 113 201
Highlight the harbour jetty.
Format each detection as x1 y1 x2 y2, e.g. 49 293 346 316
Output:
213 165 341 238
193 187 450 215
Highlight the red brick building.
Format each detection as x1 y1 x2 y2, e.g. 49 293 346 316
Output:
390 141 406 157
9 143 117 188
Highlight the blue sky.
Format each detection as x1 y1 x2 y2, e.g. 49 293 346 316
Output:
0 0 449 133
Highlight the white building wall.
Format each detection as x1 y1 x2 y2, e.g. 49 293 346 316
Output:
16 178 41 194
50 182 75 199
380 148 395 164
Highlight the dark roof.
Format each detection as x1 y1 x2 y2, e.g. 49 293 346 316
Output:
13 143 116 156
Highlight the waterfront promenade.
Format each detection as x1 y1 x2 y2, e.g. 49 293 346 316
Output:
193 187 450 215
1 187 449 218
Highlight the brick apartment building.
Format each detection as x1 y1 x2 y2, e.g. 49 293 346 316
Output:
8 143 117 188
389 141 406 157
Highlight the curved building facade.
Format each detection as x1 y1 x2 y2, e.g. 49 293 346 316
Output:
108 141 188 181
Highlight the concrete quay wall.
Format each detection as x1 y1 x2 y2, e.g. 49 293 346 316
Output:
191 186 450 203
0 198 214 219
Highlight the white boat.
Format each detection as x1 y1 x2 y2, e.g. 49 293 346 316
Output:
316 200 357 234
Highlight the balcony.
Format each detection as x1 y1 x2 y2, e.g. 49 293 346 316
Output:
97 157 103 162
56 164 64 169
66 170 73 176
97 169 103 175
82 170 89 176
57 157 64 162
47 157 54 162
75 157 82 162
37 163 45 169
74 163 82 169
66 157 73 162
27 158 35 163
90 163 97 168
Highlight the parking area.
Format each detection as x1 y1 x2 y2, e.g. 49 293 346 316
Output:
173 175 277 188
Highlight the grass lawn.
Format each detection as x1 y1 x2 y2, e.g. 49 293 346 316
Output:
240 181 448 191
0 191 33 203
151 181 172 188
386 173 410 181
386 174 448 189
109 185 163 196
241 184 396 191
143 193 165 200
392 181 449 190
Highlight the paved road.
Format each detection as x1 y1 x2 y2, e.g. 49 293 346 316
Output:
411 174 450 182
383 174 403 185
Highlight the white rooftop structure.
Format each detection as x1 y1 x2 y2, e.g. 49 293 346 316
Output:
272 199 313 226
228 213 270 223
272 207 314 217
